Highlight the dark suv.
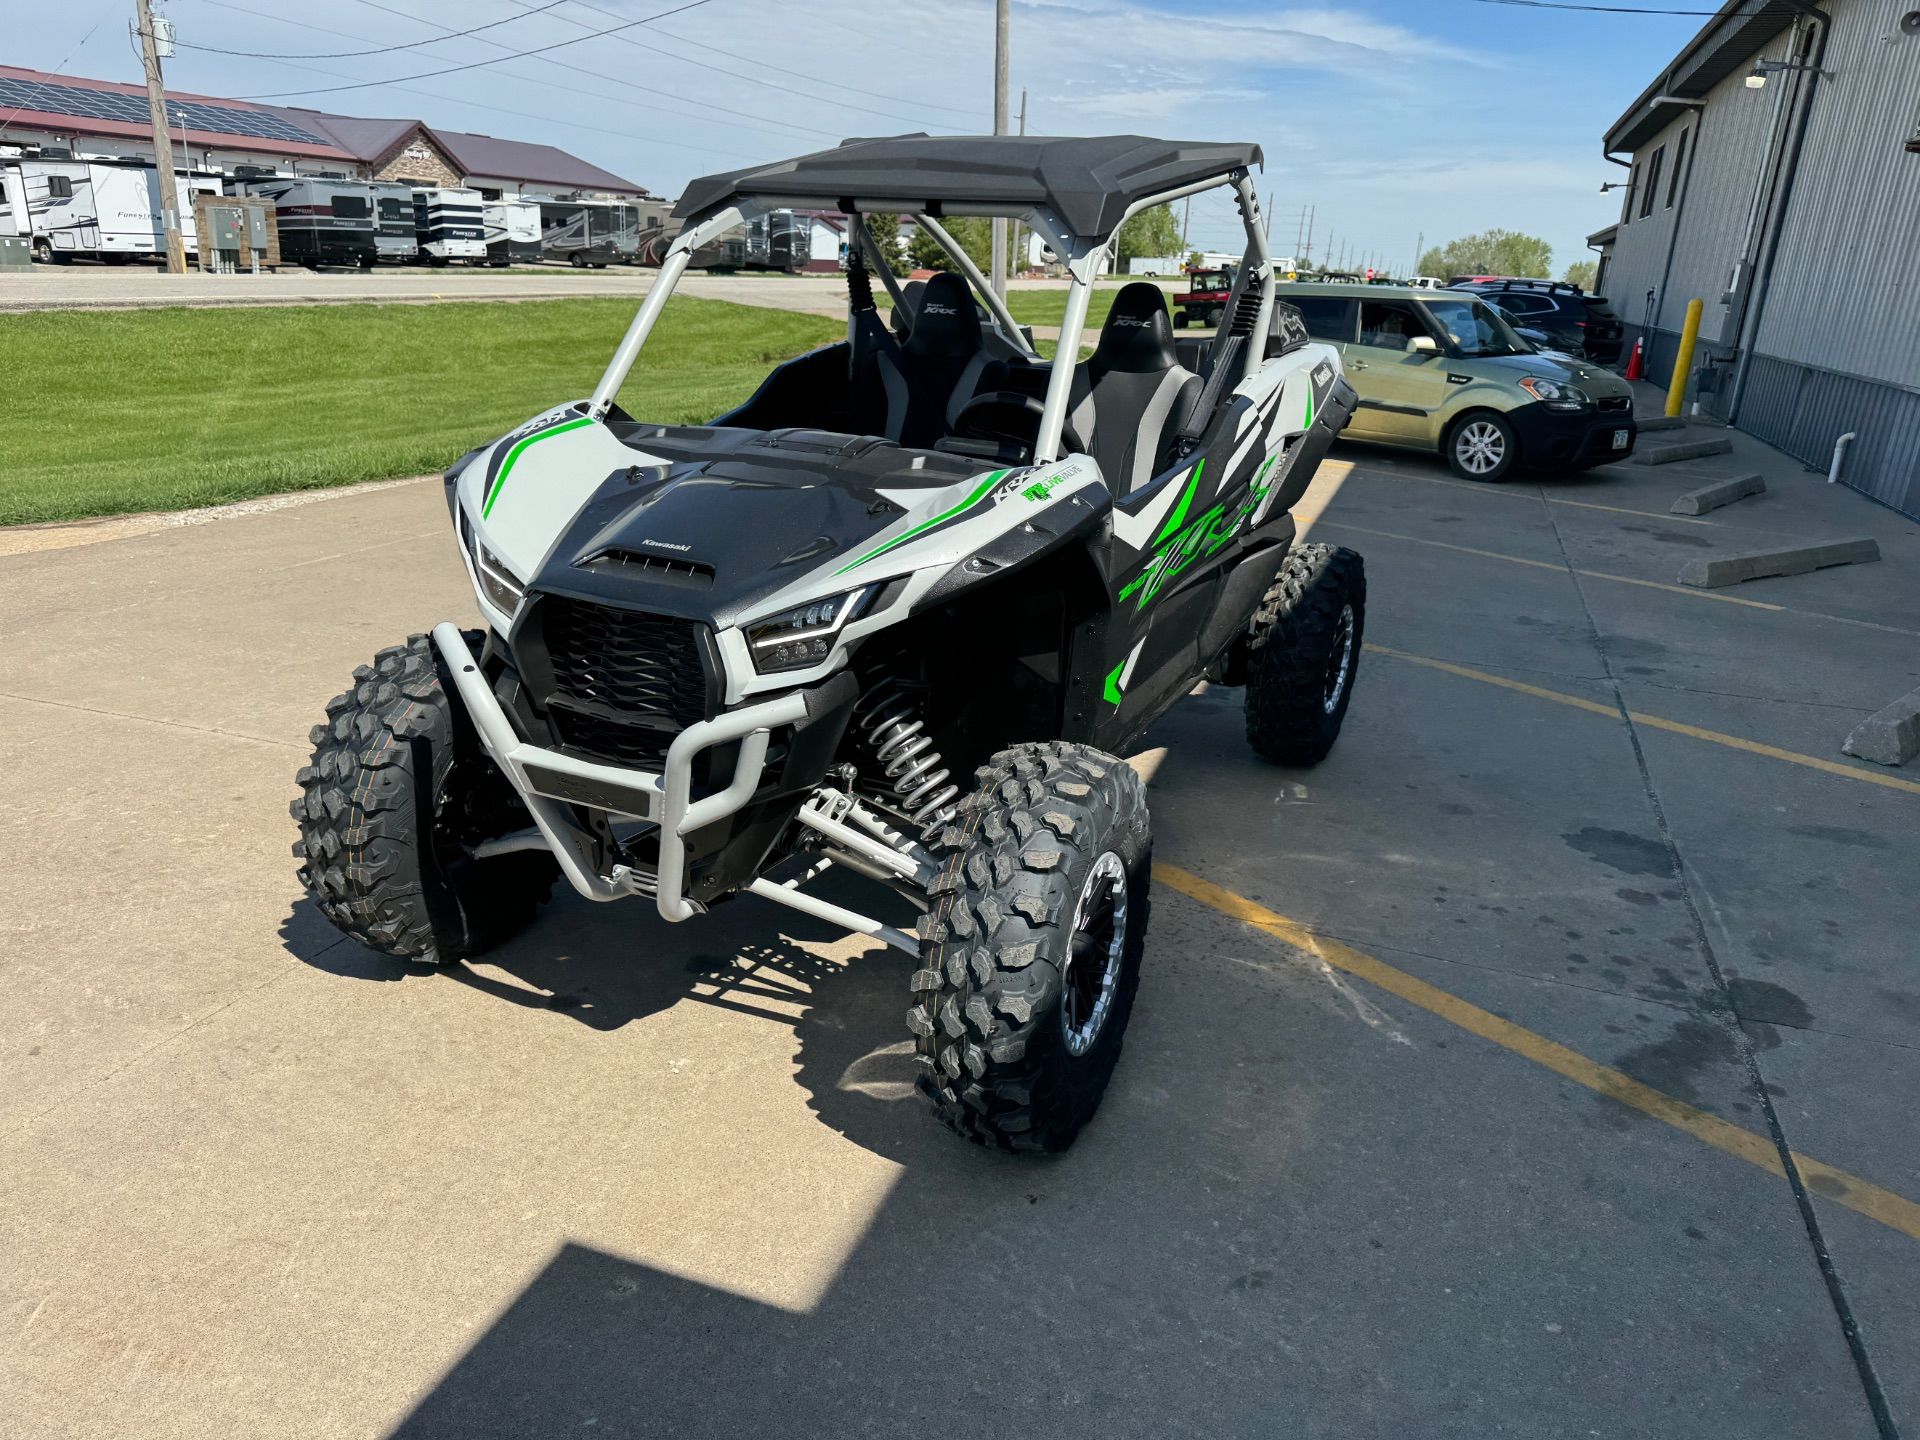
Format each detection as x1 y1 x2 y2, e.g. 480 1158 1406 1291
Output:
1446 279 1623 365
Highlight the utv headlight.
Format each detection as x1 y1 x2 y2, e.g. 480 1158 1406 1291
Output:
459 507 526 615
1518 376 1590 411
745 588 869 674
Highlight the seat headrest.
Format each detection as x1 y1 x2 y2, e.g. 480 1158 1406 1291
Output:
891 279 926 339
904 272 982 358
1094 282 1179 373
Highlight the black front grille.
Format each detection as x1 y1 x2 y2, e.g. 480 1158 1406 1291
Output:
548 704 674 769
1596 395 1630 414
538 597 710 767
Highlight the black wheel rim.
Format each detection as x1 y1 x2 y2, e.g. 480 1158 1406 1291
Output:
1061 851 1128 1057
1323 604 1356 715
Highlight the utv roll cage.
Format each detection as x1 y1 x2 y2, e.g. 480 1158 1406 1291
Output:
585 134 1278 462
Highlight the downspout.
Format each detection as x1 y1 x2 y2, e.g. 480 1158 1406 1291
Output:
1728 12 1829 423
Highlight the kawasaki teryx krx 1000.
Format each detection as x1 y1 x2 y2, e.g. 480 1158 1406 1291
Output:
293 135 1365 1152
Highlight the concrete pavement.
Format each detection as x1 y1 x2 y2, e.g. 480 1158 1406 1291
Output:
2 423 1917 1437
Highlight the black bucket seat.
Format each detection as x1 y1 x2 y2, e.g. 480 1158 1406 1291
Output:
1067 282 1202 492
874 272 992 448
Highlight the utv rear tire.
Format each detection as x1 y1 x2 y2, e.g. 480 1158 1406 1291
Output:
1245 543 1366 767
292 632 556 965
912 742 1152 1153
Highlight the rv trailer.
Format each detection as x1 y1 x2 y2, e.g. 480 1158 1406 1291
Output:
412 186 485 265
532 196 615 267
230 176 377 269
480 199 540 266
668 208 807 273
369 181 418 264
0 158 218 263
623 197 673 265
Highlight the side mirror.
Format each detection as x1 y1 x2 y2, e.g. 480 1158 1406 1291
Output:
1409 335 1439 355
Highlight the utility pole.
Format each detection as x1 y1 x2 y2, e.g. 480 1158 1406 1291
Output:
1303 206 1314 270
1414 230 1424 277
135 0 187 274
1180 195 1191 257
1006 88 1027 278
989 0 1009 298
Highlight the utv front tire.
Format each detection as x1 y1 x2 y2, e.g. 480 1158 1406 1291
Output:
1245 544 1366 766
912 742 1152 1152
292 632 556 965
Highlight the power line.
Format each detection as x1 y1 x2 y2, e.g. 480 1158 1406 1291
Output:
1438 0 1720 13
228 0 721 100
499 0 972 130
339 0 843 142
0 4 114 134
561 0 986 120
162 1 569 59
189 0 764 165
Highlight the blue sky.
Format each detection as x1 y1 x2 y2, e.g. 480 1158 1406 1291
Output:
12 0 1710 274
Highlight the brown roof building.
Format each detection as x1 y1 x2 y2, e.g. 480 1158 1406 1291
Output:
0 65 649 199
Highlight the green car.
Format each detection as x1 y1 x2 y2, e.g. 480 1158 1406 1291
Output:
1275 283 1637 480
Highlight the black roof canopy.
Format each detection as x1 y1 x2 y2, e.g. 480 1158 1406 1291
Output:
673 134 1262 241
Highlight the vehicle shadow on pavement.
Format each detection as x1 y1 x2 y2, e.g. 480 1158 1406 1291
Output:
276 868 918 1038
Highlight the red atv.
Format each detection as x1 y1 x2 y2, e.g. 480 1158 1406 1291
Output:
1173 262 1236 329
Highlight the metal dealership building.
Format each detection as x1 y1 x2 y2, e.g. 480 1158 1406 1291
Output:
0 65 648 203
1591 0 1920 518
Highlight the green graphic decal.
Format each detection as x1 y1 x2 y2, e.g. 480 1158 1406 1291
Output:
1153 460 1204 545
482 416 594 519
1118 451 1283 612
1103 658 1128 706
835 469 1007 575
1021 470 1070 503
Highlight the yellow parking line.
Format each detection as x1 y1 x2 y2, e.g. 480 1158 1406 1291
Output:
1366 643 1920 798
1317 519 1784 610
1155 863 1920 1244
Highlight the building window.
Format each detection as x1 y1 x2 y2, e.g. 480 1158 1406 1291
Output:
1666 129 1689 209
1640 145 1665 220
1621 163 1639 224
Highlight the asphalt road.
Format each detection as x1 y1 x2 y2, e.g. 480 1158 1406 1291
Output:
2 420 1917 1438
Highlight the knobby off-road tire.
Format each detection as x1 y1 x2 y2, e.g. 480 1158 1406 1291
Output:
911 742 1152 1152
1245 543 1366 767
292 631 556 965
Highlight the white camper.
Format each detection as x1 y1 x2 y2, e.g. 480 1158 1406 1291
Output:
412 186 485 265
480 199 539 266
0 157 217 263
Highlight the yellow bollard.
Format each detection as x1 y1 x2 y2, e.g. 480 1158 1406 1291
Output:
1666 298 1703 418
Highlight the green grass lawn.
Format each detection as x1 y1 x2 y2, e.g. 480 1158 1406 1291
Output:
0 297 840 526
1000 280 1177 331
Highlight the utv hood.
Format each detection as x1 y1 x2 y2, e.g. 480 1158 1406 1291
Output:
470 417 1026 627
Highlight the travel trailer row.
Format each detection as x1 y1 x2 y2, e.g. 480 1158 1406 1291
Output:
0 156 695 271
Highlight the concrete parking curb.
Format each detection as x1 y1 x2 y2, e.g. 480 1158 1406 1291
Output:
1843 689 1920 767
1678 538 1880 588
1633 435 1735 466
1671 473 1765 515
1636 415 1687 432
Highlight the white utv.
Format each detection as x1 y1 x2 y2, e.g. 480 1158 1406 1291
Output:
293 135 1365 1152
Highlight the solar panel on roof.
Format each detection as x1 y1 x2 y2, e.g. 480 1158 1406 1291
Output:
0 78 324 145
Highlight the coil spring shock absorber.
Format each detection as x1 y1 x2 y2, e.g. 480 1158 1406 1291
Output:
857 681 959 832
